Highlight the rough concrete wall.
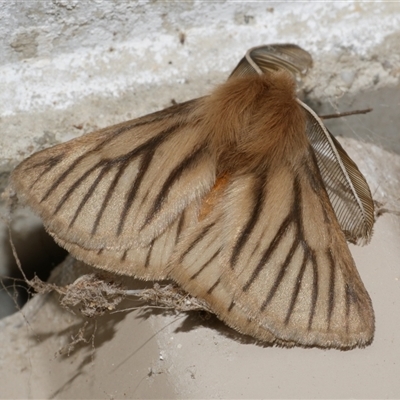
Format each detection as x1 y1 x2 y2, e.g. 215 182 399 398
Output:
1 2 400 161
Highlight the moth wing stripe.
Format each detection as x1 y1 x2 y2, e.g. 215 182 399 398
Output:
40 158 91 204
327 250 336 329
26 153 64 172
142 143 208 228
300 161 337 330
227 300 235 312
92 163 129 235
117 150 155 235
42 122 179 205
307 251 319 331
284 251 308 325
175 212 185 245
230 174 266 268
292 173 319 331
345 284 351 318
242 213 293 292
38 133 128 202
51 160 105 212
302 155 325 194
144 239 156 268
178 222 217 263
189 248 222 280
261 237 299 311
207 278 221 295
121 249 128 262
68 164 112 228
28 154 65 189
117 123 188 235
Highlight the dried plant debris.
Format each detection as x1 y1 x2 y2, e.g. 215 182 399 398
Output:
129 283 212 313
59 274 126 317
26 264 211 318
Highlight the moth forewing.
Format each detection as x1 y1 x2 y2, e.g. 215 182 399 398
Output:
11 43 375 349
11 100 216 252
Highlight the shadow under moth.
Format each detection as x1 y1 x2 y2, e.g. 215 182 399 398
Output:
11 44 375 349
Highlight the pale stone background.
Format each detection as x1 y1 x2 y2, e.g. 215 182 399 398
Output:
0 1 400 398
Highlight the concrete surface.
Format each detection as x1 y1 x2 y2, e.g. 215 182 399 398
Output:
1 1 400 398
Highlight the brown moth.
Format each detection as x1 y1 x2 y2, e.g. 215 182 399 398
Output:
11 44 375 349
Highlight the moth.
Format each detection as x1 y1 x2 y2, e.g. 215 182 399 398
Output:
11 44 375 349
